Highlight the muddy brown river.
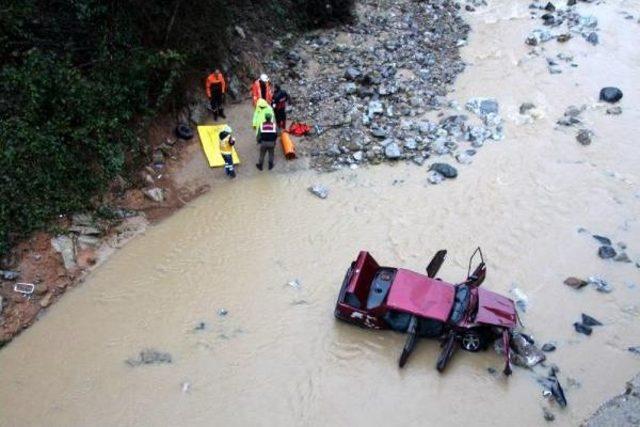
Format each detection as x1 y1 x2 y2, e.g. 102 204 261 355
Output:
1 1 639 426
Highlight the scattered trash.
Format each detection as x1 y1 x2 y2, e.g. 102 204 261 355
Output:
588 276 613 293
581 313 602 326
499 332 546 368
576 129 593 146
563 277 587 289
510 287 529 312
592 235 611 245
13 282 35 295
598 245 617 259
540 370 568 408
0 270 19 281
181 382 191 393
194 322 206 331
126 349 172 366
308 184 329 199
542 343 557 352
218 308 228 316
427 171 444 184
519 102 536 115
606 106 622 115
287 279 302 289
628 347 640 355
614 253 632 263
573 322 592 336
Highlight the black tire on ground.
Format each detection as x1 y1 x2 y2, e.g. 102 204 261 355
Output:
175 124 194 140
461 329 484 352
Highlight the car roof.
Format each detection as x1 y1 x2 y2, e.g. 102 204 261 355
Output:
386 269 456 321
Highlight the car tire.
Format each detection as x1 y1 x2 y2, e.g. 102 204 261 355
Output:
461 330 484 352
175 124 194 140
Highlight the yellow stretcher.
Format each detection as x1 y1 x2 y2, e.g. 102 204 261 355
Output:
197 124 241 168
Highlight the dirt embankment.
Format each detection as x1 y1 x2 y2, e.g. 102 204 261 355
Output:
0 19 286 347
583 374 640 426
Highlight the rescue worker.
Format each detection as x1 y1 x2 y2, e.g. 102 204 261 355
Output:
218 125 236 178
252 98 275 136
272 84 290 130
205 68 226 120
256 113 277 171
251 73 273 106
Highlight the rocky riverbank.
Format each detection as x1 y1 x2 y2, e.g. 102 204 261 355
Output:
261 0 505 176
583 374 640 426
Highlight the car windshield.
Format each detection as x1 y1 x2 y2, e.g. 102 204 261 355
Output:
449 285 471 324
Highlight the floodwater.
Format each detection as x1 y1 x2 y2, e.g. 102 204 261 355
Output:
2 1 640 426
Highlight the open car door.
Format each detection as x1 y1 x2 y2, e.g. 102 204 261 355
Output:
466 247 486 288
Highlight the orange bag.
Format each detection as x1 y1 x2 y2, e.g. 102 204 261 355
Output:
280 131 296 160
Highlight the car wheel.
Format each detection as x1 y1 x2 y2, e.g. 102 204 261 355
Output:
461 330 483 352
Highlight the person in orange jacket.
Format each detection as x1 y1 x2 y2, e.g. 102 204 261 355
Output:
251 74 273 106
206 68 226 120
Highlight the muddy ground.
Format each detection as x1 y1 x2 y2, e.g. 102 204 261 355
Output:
1 0 639 424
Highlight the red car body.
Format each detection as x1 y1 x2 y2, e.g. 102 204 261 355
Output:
334 250 517 373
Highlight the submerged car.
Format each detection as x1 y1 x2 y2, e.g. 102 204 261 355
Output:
334 248 517 374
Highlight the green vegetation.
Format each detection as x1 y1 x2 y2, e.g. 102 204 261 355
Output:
0 0 353 254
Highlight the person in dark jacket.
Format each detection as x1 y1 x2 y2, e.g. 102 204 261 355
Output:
272 84 290 130
256 113 277 171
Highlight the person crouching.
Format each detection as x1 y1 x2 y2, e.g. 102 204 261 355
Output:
219 125 236 178
256 113 277 171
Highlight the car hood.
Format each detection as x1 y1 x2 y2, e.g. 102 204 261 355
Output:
475 288 517 328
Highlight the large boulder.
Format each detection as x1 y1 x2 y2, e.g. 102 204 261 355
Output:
384 142 402 159
344 67 362 81
465 97 499 117
599 87 623 103
429 163 458 178
51 235 77 270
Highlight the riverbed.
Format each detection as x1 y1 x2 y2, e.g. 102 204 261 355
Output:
1 0 640 426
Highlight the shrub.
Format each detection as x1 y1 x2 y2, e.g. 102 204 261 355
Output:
0 0 354 253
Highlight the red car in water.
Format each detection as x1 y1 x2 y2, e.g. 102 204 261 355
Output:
334 248 517 374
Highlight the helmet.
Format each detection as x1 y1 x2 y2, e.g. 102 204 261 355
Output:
260 74 269 82
223 125 232 134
